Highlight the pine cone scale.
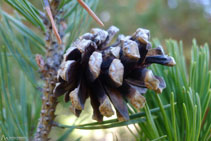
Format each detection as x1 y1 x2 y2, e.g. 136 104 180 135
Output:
105 86 129 121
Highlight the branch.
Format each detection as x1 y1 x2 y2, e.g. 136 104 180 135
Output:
34 0 65 140
54 104 172 130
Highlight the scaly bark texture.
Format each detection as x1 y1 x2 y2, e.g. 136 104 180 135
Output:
34 1 65 140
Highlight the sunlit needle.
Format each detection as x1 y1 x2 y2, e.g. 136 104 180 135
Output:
77 0 104 27
43 0 104 45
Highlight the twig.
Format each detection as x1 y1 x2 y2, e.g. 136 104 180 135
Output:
54 104 173 130
34 1 65 140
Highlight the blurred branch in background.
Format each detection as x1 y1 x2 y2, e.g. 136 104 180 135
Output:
98 0 211 47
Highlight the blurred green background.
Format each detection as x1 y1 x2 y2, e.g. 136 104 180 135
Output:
3 0 210 46
97 0 211 47
1 0 210 140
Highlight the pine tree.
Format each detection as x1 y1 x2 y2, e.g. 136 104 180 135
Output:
0 0 210 140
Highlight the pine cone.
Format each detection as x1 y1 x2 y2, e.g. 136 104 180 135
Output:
54 26 176 122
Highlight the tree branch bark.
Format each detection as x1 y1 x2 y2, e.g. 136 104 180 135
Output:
34 1 64 140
